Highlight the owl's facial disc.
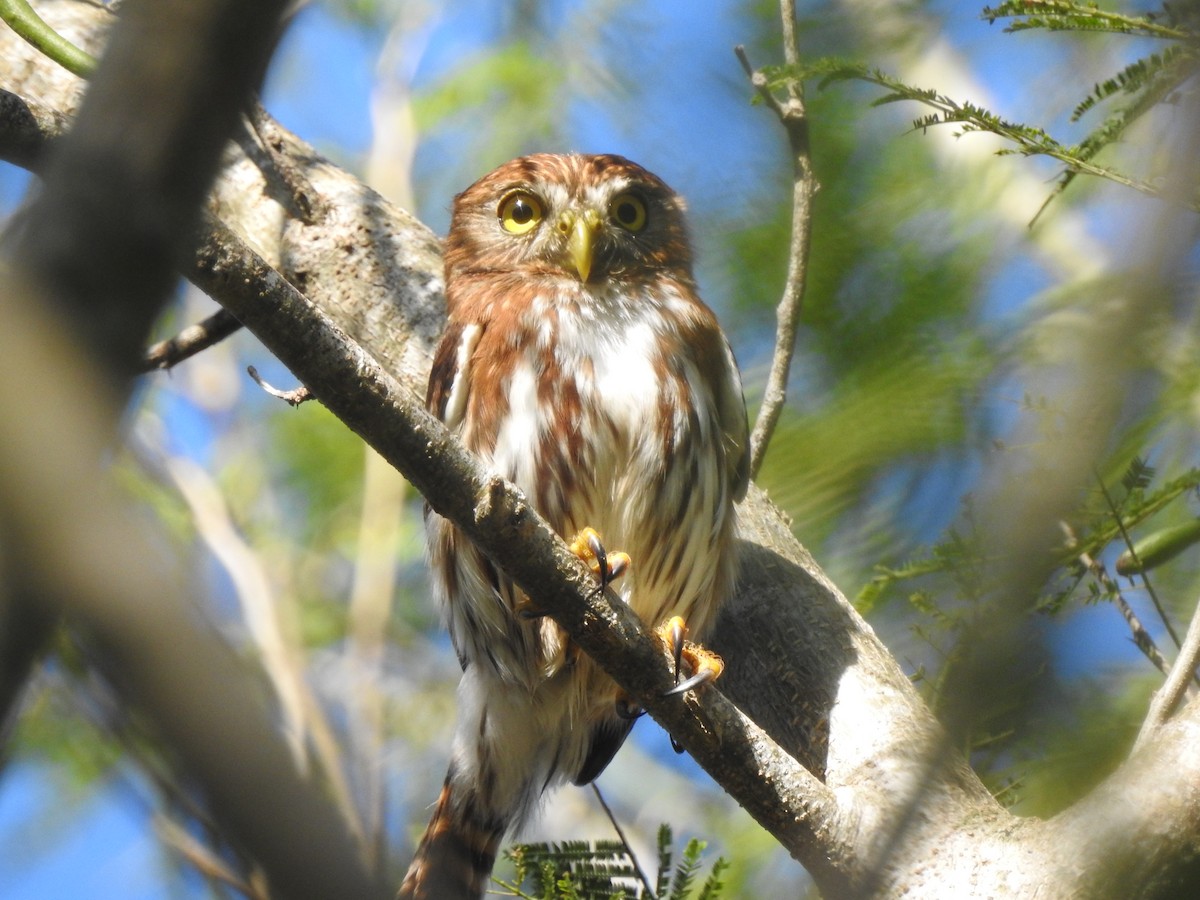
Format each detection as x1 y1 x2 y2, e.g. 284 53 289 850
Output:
555 208 602 282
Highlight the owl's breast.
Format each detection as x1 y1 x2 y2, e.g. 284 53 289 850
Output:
483 294 677 527
578 318 663 443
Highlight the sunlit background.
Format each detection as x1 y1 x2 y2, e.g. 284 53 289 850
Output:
2 0 1198 896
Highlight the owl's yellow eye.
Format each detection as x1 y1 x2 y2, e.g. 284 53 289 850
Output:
499 191 543 234
609 193 647 232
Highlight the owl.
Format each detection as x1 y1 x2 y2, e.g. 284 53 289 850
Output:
399 153 749 899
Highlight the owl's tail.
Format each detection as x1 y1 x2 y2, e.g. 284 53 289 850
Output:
397 773 508 900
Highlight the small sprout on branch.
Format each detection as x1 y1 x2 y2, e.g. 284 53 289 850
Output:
247 365 312 406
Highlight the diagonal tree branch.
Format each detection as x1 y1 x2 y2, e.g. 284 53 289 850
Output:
190 210 853 881
0 83 859 880
0 43 1076 900
1137 594 1200 752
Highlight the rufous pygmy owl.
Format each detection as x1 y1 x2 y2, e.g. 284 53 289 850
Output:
399 153 748 899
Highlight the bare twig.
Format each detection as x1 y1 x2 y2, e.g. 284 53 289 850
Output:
590 783 656 900
141 307 242 371
1097 474 1183 649
1136 592 1200 752
161 453 311 768
738 0 817 478
247 364 313 406
136 438 372 852
346 448 407 868
1078 548 1170 677
156 814 265 898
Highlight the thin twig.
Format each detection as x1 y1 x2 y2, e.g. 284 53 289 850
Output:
247 364 313 405
1078 549 1170 677
145 443 371 849
738 0 817 478
141 307 243 371
1096 474 1183 649
346 448 408 869
591 783 656 900
1135 592 1200 753
156 814 266 899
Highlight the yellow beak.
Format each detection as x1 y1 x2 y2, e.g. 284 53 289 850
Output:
564 209 601 282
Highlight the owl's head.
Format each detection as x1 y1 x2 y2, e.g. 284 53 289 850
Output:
444 153 693 286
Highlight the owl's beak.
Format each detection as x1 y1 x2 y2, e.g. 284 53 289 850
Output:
563 208 601 282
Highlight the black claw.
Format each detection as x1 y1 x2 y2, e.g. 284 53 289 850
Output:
664 668 715 697
670 734 684 754
669 622 685 682
586 531 609 583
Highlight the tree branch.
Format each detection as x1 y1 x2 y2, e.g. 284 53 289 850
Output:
1073 540 1172 678
739 0 817 480
141 307 243 371
1136 593 1200 752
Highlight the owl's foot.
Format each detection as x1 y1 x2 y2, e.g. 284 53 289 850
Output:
519 529 628 619
658 615 724 696
569 527 630 588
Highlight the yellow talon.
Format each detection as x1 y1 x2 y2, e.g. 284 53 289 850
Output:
656 616 724 696
568 527 630 587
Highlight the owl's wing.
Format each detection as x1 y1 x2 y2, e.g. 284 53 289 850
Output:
427 320 484 428
715 334 750 503
572 715 636 786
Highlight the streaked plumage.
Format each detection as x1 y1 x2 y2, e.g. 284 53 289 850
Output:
399 153 748 899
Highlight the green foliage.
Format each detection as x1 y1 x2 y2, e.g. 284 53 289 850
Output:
856 451 1200 798
747 81 997 552
858 457 1200 618
1008 674 1154 815
411 2 638 177
1051 461 1200 610
768 2 1200 219
982 1 1194 38
413 40 563 151
320 0 403 28
497 825 729 900
267 399 365 545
